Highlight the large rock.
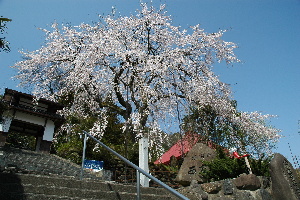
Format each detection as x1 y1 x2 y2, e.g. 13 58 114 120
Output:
177 181 209 200
270 153 300 200
233 173 261 191
223 178 234 195
235 190 255 200
177 177 273 200
256 189 273 200
201 182 222 194
175 143 217 185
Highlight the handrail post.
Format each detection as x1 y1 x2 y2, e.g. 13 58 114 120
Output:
80 132 87 180
136 170 141 200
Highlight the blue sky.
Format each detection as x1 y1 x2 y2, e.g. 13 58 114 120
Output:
1 0 300 166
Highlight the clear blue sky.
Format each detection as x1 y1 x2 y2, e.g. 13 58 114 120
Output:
1 0 300 166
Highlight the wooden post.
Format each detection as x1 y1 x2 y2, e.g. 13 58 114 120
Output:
244 156 253 174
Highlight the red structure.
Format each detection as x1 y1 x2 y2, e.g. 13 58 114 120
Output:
154 133 224 165
154 134 197 165
232 151 250 159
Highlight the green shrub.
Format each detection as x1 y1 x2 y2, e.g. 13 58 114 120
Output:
249 155 271 177
200 147 247 182
55 135 83 164
200 147 271 182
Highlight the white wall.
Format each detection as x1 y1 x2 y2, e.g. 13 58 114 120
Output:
43 120 55 141
0 110 13 132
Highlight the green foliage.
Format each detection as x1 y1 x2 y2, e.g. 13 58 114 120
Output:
52 104 141 167
162 132 181 151
200 147 247 182
6 132 36 151
182 102 238 148
55 134 83 164
249 155 271 177
163 165 177 172
182 101 275 158
161 164 180 173
200 147 271 182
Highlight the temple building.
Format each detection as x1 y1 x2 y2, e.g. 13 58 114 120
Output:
0 89 64 152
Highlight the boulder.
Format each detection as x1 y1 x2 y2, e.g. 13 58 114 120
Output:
233 173 261 191
270 153 300 200
201 182 222 194
176 183 208 200
235 190 255 200
223 178 234 195
258 176 271 189
256 189 272 200
175 143 217 185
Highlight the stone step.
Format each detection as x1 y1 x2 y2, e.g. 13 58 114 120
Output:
0 173 174 200
0 192 173 200
0 193 91 200
0 147 181 199
0 185 172 200
0 173 170 196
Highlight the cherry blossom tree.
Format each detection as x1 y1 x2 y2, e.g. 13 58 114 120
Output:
182 102 279 157
12 4 280 157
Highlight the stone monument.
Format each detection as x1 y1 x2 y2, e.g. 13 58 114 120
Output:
270 153 300 200
175 142 217 185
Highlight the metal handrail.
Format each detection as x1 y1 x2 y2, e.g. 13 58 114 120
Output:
81 130 189 200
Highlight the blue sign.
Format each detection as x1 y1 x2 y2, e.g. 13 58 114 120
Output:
84 159 103 171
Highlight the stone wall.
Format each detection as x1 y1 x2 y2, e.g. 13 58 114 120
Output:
0 146 111 180
177 173 273 200
176 153 300 200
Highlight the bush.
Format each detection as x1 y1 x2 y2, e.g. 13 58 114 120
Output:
200 147 247 182
55 135 83 164
200 147 271 182
52 129 139 168
249 155 271 177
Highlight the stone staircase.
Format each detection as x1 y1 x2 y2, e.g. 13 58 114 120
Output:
0 147 177 200
0 173 174 200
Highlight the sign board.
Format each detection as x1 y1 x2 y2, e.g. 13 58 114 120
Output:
84 159 103 172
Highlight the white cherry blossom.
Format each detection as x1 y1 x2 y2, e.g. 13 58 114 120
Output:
12 3 280 157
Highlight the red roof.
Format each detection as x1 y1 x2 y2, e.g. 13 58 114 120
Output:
154 134 199 165
154 133 227 165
